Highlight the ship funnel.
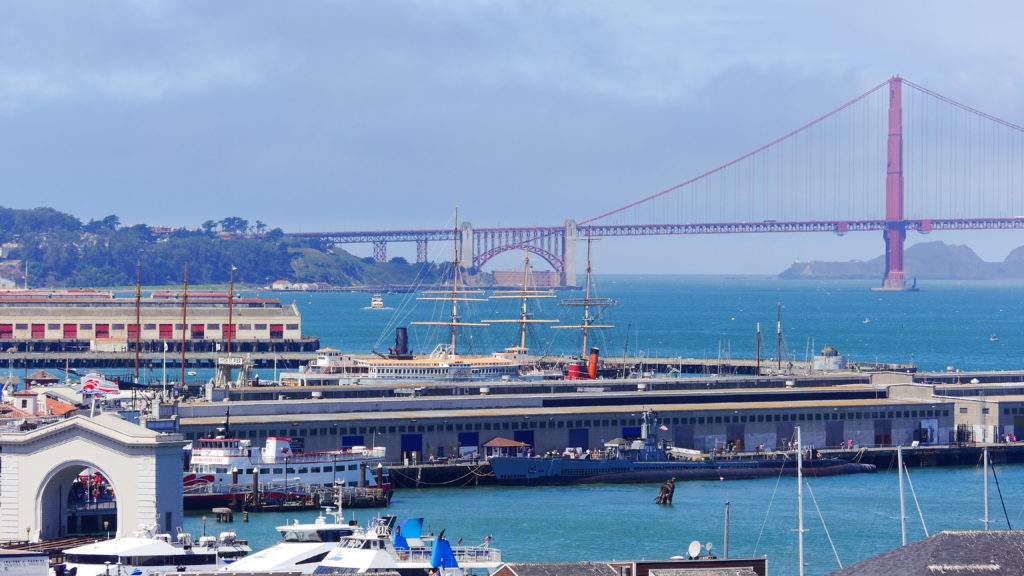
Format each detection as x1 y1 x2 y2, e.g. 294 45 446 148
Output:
390 327 413 359
588 347 600 379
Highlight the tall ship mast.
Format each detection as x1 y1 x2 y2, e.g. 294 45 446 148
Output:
410 208 488 356
485 249 559 355
553 235 615 359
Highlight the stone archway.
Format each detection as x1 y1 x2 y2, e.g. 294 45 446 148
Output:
0 413 185 542
38 461 119 539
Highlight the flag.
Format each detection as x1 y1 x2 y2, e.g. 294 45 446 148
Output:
231 265 238 271
659 425 669 431
457 537 462 545
484 535 491 546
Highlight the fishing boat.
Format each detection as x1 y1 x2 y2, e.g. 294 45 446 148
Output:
220 506 362 574
58 523 250 576
183 415 391 509
314 515 501 575
489 410 877 485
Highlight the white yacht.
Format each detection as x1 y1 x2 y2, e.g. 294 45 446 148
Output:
220 508 361 574
184 434 390 509
60 524 250 576
312 516 501 575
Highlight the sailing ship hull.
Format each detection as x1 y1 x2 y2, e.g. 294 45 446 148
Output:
489 455 876 485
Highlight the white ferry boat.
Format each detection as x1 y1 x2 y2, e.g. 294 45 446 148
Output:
367 294 385 309
313 515 501 576
220 507 362 574
279 341 526 386
183 436 390 509
60 524 250 576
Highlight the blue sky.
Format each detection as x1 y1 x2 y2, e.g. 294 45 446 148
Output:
2 1 1023 274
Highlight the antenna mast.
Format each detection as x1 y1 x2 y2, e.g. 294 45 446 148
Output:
134 264 141 383
181 264 188 389
776 303 783 372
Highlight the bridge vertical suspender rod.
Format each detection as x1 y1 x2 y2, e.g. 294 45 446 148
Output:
881 75 908 291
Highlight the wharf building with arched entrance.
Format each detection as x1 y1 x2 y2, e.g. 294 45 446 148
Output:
0 413 186 542
150 372 1024 463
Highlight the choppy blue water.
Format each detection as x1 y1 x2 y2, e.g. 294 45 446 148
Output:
179 276 1024 575
274 276 1024 373
186 464 1024 576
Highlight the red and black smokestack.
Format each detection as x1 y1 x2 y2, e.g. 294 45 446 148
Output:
587 347 599 380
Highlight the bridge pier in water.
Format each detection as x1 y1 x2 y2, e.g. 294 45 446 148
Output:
876 75 914 292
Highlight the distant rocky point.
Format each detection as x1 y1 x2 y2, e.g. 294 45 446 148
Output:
779 240 1024 280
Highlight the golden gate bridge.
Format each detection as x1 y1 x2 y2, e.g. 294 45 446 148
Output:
288 77 1024 289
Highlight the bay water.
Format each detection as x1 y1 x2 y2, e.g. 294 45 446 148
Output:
185 276 1024 575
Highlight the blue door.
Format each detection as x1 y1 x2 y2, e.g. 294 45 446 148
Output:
458 432 479 449
568 428 589 450
401 434 423 454
513 430 534 447
342 435 365 448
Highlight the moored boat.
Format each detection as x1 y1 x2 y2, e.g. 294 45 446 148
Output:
59 524 250 576
313 515 500 576
183 418 390 509
489 410 876 486
219 507 362 574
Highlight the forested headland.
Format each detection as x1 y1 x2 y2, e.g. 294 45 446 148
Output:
0 207 453 288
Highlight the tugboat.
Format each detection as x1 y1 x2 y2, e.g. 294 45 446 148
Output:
489 410 877 485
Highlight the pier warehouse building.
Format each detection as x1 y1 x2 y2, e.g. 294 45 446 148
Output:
0 289 318 353
148 372 1024 463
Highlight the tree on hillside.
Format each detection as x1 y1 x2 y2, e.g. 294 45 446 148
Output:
219 217 249 234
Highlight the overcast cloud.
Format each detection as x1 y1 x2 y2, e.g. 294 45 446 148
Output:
1 1 1022 273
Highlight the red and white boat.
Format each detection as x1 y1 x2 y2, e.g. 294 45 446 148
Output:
183 436 390 509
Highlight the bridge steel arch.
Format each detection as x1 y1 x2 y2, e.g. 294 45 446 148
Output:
473 243 564 279
0 414 186 541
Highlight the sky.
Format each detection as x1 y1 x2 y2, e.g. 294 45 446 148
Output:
2 1 1024 274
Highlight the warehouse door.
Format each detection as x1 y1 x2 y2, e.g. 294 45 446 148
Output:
776 422 795 450
513 430 534 447
567 428 588 451
825 421 844 448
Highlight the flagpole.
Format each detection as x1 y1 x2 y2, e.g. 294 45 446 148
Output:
181 264 188 390
227 265 235 356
